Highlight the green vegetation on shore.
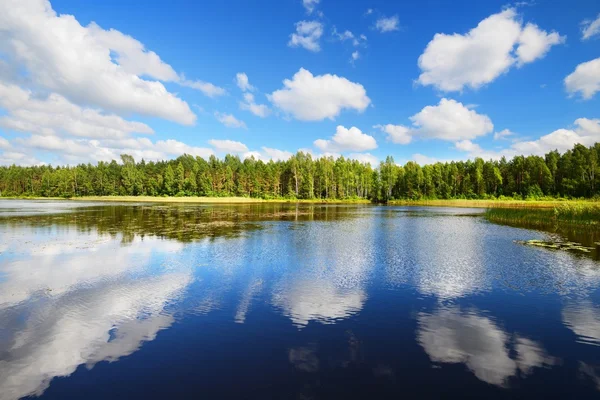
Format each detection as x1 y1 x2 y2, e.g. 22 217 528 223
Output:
1 142 599 202
485 203 600 230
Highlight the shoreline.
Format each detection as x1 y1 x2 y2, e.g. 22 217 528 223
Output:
1 196 598 208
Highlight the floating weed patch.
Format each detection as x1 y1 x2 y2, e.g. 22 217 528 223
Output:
515 239 596 254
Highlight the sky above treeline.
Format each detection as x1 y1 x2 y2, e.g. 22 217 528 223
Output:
0 0 599 167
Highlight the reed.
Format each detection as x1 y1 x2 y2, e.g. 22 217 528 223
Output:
485 203 600 229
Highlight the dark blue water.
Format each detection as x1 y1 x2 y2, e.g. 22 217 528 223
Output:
0 201 599 399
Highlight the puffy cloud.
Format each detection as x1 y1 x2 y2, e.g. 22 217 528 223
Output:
418 306 557 387
0 82 153 140
239 93 271 118
516 23 564 65
4 134 215 165
455 118 600 160
288 21 323 52
565 57 600 100
0 137 10 149
243 147 293 162
348 152 378 167
512 118 600 155
417 8 564 92
179 79 226 98
235 72 255 92
269 68 371 121
0 151 43 166
582 14 600 40
214 112 247 129
410 99 494 141
375 15 400 33
374 124 412 145
302 0 320 14
493 129 515 140
208 139 248 153
314 125 377 152
0 0 204 125
376 99 493 146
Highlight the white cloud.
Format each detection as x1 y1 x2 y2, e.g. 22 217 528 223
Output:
214 112 247 129
351 51 360 63
418 306 556 387
417 8 564 92
375 15 400 33
0 137 11 149
410 98 494 141
0 82 154 140
455 118 600 160
288 21 323 52
314 125 377 152
582 14 600 40
365 9 373 16
208 139 248 153
0 150 44 166
376 99 493 146
516 23 565 65
374 124 412 145
493 129 515 140
0 0 203 125
239 93 271 118
269 68 370 121
511 118 600 155
243 147 293 162
235 72 255 92
179 79 226 98
332 27 355 42
302 0 320 14
565 57 600 100
348 152 378 167
411 153 456 165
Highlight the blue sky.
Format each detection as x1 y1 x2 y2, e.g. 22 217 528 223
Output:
0 0 599 166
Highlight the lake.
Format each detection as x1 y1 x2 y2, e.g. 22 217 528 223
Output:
0 200 599 399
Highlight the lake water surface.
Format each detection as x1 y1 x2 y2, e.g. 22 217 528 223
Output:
0 200 599 399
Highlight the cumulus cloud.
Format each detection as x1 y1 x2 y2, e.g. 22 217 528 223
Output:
582 14 600 40
314 125 377 152
375 15 400 33
208 139 248 153
288 21 324 52
0 0 229 125
375 98 493 145
455 118 600 160
239 93 271 118
374 124 412 145
493 129 515 140
179 79 226 98
235 72 255 92
0 82 154 139
269 68 371 121
214 112 247 129
351 51 360 62
302 0 320 15
565 57 600 100
418 306 557 387
348 152 378 167
417 8 564 92
243 147 293 162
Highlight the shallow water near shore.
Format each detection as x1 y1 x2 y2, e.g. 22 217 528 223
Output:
0 200 600 399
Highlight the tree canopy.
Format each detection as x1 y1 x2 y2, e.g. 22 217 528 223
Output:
1 142 599 201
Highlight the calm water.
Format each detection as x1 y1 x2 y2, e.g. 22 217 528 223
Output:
0 200 599 399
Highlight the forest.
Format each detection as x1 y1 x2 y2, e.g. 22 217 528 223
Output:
0 142 599 202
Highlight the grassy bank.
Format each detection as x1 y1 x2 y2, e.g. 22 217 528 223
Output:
387 199 598 209
0 195 371 204
485 203 600 229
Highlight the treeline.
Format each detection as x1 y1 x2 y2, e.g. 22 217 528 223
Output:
0 143 599 201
